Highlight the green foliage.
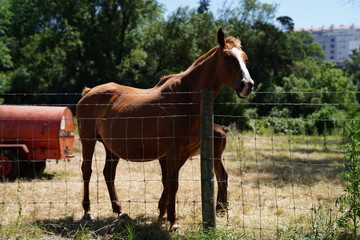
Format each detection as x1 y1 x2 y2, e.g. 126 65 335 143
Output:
336 121 360 238
284 60 356 114
270 59 357 134
0 0 13 93
306 106 342 135
344 49 360 102
276 200 338 240
3 0 164 104
214 85 250 129
308 201 337 240
0 0 358 134
263 108 307 135
288 31 324 61
277 16 294 32
171 227 246 239
197 0 211 14
0 221 45 239
73 224 95 240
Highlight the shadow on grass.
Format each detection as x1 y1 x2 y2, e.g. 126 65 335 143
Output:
37 215 172 240
0 172 55 183
264 154 345 186
227 153 346 186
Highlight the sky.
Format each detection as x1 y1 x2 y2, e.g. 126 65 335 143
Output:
157 0 360 29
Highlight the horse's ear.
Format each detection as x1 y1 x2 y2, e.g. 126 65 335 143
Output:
217 28 225 49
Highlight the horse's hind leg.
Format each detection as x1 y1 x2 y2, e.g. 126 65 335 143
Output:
81 139 96 221
214 126 228 213
103 146 123 216
214 157 228 213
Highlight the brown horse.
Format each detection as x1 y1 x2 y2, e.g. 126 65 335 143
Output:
76 28 254 229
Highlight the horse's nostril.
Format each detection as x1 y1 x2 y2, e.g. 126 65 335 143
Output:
248 81 254 90
240 81 245 90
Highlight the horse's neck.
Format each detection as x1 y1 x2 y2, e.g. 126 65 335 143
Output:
174 51 221 99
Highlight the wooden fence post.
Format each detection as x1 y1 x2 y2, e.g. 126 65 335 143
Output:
200 88 216 229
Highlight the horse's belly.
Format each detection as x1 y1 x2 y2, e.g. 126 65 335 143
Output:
107 138 166 162
98 118 170 161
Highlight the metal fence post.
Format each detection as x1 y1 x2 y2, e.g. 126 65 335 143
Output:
200 88 216 229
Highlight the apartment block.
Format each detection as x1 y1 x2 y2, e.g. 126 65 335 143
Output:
301 25 360 66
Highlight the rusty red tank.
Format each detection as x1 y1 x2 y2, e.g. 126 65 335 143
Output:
0 105 74 180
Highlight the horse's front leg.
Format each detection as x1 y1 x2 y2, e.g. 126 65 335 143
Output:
103 147 123 216
158 157 169 222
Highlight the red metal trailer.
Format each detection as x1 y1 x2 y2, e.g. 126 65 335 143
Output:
0 105 74 180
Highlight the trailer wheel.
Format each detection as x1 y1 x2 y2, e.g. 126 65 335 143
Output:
0 151 19 181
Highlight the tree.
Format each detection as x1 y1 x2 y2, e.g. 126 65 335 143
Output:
141 6 217 83
3 0 163 104
0 0 12 71
282 60 357 133
52 0 163 89
277 16 294 32
0 0 13 93
344 49 360 102
198 0 211 14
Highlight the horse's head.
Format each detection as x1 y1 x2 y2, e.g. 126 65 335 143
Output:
216 28 254 99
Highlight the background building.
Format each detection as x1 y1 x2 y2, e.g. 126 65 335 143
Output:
301 25 360 66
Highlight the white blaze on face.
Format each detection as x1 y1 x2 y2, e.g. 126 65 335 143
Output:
230 47 254 98
230 47 253 83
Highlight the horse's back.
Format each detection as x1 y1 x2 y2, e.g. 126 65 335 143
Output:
77 82 142 114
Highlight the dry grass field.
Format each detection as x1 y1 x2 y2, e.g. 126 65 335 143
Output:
0 129 347 239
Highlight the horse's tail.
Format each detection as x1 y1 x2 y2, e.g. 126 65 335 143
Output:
82 87 91 97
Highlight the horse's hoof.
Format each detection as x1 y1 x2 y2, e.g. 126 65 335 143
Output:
216 206 227 217
169 222 181 231
216 202 228 216
82 213 95 222
216 209 226 217
118 212 131 221
158 216 166 224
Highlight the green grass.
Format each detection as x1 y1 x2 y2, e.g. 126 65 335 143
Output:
1 218 354 240
0 220 45 239
0 216 247 240
0 209 356 239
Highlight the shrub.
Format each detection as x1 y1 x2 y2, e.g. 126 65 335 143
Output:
336 121 360 238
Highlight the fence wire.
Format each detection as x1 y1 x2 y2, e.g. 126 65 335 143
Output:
0 90 359 239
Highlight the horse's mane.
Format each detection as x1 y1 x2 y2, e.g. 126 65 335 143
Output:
192 45 219 66
157 45 220 85
82 87 91 96
158 74 174 85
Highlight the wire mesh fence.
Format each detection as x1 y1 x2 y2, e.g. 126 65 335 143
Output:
0 90 359 238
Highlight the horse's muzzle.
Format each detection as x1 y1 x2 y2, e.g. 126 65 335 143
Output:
237 79 254 99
